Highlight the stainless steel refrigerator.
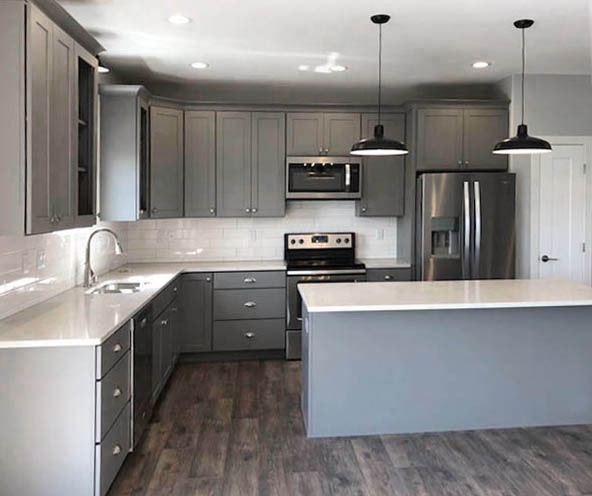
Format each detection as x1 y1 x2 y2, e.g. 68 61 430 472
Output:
415 172 515 281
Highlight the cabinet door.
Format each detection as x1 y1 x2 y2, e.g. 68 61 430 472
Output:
28 5 53 233
324 113 360 155
179 273 213 353
150 106 184 218
463 108 509 171
216 112 252 217
251 112 285 217
286 113 323 155
357 113 405 217
185 111 216 217
416 108 464 171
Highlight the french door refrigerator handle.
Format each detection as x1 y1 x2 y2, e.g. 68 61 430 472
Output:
462 181 471 279
473 181 482 279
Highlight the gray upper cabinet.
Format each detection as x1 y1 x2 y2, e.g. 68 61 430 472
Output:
100 85 151 221
150 106 184 218
185 111 216 217
357 113 406 217
28 5 75 233
251 112 285 217
217 112 252 217
415 105 508 171
287 112 360 155
179 273 213 353
463 108 509 170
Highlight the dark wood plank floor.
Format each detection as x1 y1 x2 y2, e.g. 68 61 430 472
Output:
108 360 592 496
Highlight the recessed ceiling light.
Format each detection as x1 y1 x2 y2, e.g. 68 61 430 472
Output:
168 14 191 25
472 61 490 69
190 62 209 69
98 66 110 74
298 65 310 71
330 65 347 72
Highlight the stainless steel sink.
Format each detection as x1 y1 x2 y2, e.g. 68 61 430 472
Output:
88 282 144 295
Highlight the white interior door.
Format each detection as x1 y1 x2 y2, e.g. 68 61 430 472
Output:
537 144 587 283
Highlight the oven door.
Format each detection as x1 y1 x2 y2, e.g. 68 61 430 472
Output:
286 157 361 199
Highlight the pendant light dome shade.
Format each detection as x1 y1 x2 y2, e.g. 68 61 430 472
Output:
351 125 408 156
351 15 408 157
493 19 552 155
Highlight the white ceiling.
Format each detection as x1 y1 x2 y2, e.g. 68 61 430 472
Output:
58 0 591 103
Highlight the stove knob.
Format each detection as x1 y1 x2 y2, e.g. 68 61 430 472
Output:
344 238 350 244
336 238 342 244
290 239 296 245
298 239 304 245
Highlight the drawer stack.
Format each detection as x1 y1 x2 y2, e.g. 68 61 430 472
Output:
94 321 132 496
213 271 286 351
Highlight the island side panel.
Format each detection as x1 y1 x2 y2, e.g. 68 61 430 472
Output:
304 306 592 437
0 346 96 496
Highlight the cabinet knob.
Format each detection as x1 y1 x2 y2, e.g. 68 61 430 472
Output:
245 332 255 339
325 148 329 154
151 207 158 214
384 275 393 281
113 387 122 398
252 208 257 213
245 208 251 213
464 161 470 165
319 148 323 155
112 445 122 456
139 318 147 328
243 277 257 284
206 277 211 282
209 208 215 214
244 301 257 308
173 287 178 293
457 160 463 165
161 319 169 326
113 343 122 353
361 207 367 213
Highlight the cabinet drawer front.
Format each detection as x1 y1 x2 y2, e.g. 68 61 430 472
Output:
214 271 285 289
96 320 131 379
95 402 131 496
214 289 286 320
213 319 285 351
366 268 412 282
152 278 180 319
96 351 130 442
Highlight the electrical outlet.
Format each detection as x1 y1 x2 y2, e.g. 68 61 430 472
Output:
36 249 46 270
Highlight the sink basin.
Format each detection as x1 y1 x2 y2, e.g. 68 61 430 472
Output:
88 282 144 295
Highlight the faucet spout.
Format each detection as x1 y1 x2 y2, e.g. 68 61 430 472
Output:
84 228 124 288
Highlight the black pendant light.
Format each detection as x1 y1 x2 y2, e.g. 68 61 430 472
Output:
493 19 551 155
351 14 408 156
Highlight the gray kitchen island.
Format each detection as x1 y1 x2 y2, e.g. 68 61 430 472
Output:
299 279 592 438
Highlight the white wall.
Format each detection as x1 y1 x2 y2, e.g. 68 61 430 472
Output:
126 201 397 262
0 222 127 320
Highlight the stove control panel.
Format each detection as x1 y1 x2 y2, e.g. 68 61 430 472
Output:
286 233 354 250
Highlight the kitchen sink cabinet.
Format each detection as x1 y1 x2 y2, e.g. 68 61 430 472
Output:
100 85 151 221
178 273 213 353
150 106 184 218
286 112 361 155
356 113 406 217
413 104 508 171
217 111 286 217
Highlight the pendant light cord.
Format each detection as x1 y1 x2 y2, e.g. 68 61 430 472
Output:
378 22 382 127
521 27 525 125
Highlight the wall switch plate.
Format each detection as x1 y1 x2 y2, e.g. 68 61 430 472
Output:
36 249 46 270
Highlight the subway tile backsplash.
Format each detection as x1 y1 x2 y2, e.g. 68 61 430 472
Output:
0 222 128 320
126 201 397 262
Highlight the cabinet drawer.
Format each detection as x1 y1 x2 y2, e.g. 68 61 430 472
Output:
214 271 285 289
95 402 131 496
152 278 180 319
96 351 130 442
96 320 131 379
213 319 285 351
366 268 412 282
213 288 285 320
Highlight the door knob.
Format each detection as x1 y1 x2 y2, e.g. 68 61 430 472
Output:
541 255 558 262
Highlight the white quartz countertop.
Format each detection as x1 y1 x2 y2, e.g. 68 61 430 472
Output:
361 258 411 269
299 278 592 313
0 260 286 349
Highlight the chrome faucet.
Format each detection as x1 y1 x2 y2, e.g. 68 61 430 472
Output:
83 228 124 287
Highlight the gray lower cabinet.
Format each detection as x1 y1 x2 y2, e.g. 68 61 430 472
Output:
366 268 412 282
185 111 216 217
212 270 286 352
286 112 360 155
357 113 406 217
150 106 184 218
178 273 213 353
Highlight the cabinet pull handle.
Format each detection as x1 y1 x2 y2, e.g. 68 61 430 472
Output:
113 387 122 398
112 445 122 456
161 319 169 326
243 277 257 284
244 301 257 308
139 318 147 328
245 332 255 339
171 307 178 313
113 343 122 353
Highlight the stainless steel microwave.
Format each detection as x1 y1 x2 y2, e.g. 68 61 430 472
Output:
286 156 362 200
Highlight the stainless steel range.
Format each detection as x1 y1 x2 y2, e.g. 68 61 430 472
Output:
285 232 366 359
